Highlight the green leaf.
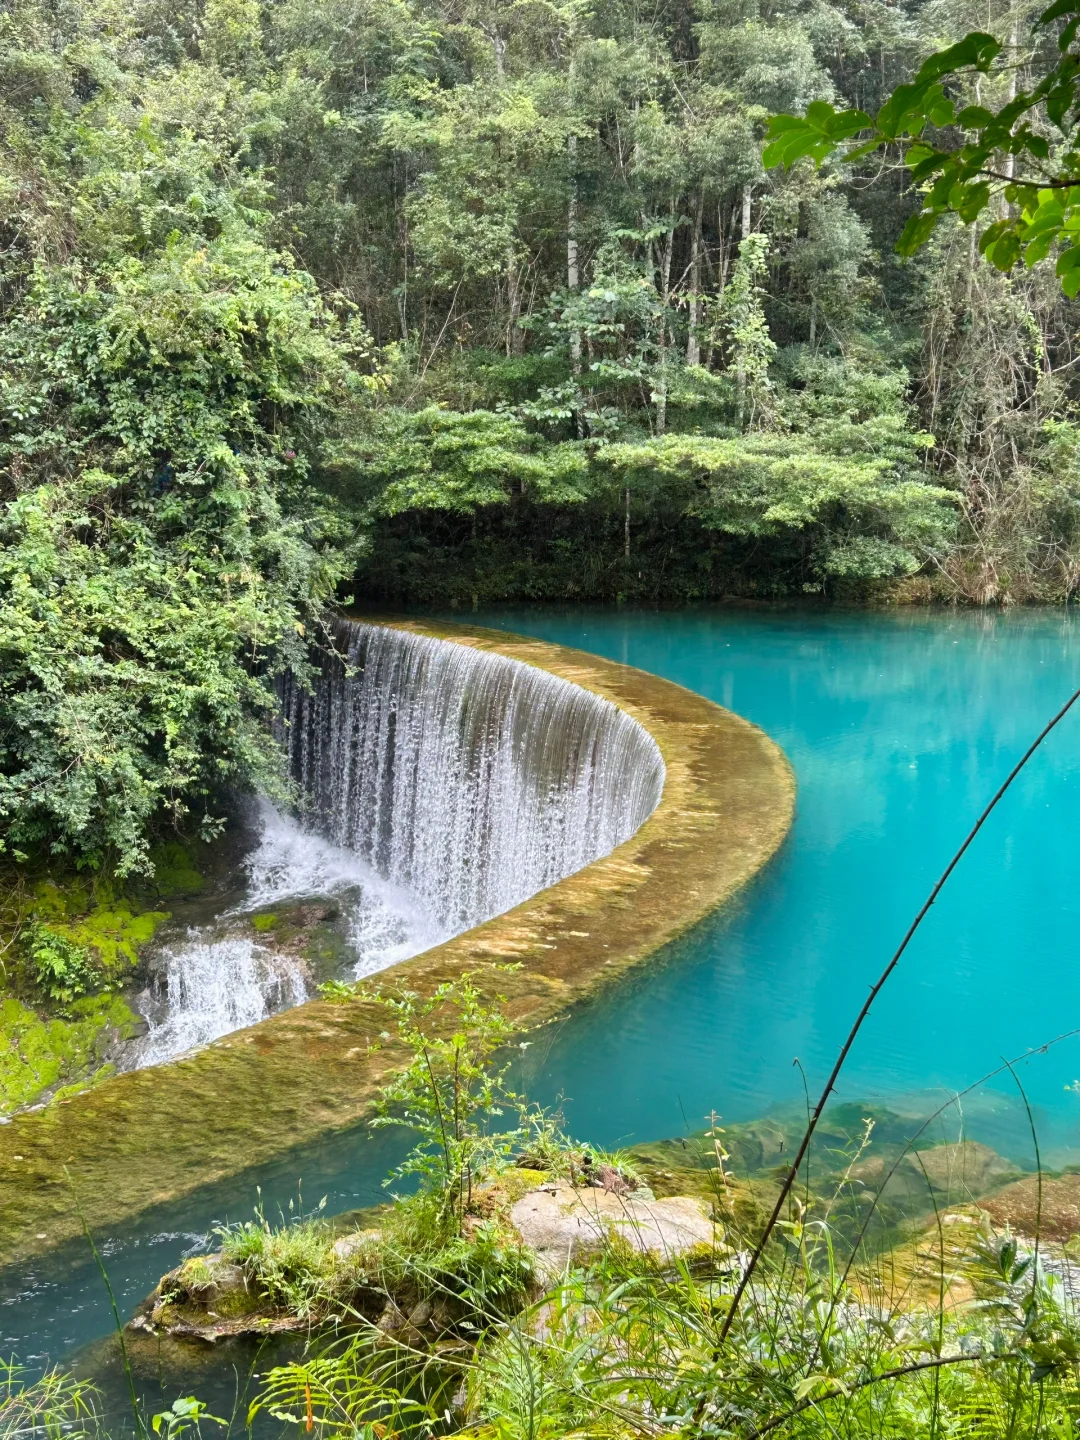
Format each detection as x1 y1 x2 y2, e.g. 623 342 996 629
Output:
826 107 874 137
1046 80 1075 127
955 104 995 127
914 32 1002 84
764 114 806 137
843 137 887 162
1041 0 1077 24
877 80 933 139
949 180 991 221
1024 229 1058 264
804 100 838 128
978 219 1011 255
896 210 940 255
987 229 1021 269
909 149 952 182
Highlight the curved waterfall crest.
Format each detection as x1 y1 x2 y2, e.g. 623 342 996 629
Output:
280 620 666 932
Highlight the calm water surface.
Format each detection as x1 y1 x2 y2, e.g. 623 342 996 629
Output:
483 606 1080 1161
6 605 1080 1380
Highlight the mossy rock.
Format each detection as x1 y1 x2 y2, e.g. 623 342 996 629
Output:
24 878 169 986
0 993 142 1114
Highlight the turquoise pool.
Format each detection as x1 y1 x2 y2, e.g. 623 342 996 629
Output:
5 604 1080 1378
491 606 1080 1163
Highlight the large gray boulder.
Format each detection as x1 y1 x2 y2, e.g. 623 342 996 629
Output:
510 1183 715 1283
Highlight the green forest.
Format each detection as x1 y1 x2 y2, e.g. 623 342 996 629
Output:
7 0 1080 871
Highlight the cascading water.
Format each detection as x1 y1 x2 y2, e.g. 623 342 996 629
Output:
128 802 439 1068
279 619 666 931
128 621 664 1070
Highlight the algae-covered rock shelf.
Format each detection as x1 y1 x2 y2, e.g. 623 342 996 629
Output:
0 845 208 1115
0 620 794 1263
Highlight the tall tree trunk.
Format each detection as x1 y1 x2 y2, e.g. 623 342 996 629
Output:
567 132 584 437
506 244 523 355
687 190 704 366
655 211 675 435
736 184 752 427
488 27 506 75
1003 15 1018 187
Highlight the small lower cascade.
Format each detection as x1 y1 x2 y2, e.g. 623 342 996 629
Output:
129 622 664 1068
128 803 439 1068
135 937 308 1066
280 620 666 931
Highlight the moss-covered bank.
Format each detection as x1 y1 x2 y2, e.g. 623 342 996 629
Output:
0 841 211 1115
0 620 794 1263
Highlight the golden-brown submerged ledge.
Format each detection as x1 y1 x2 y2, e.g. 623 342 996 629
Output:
0 619 795 1265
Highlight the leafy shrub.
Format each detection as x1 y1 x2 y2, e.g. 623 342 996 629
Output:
0 82 374 876
22 924 101 1004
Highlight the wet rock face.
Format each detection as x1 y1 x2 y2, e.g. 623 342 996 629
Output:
510 1184 716 1283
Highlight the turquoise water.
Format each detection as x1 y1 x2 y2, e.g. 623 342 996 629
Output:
6 604 1080 1380
492 606 1080 1162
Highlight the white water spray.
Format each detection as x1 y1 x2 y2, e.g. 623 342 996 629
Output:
136 937 309 1066
131 805 440 1066
133 621 664 1067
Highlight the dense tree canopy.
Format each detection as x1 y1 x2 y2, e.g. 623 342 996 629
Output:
4 0 1080 866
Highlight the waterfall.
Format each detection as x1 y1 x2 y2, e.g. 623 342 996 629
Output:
128 802 439 1069
135 937 309 1066
279 620 666 931
127 620 664 1070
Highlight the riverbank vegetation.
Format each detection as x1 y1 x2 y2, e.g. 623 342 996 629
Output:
19 976 1080 1440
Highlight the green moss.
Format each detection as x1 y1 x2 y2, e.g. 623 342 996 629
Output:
60 906 168 979
251 912 278 932
0 844 208 1116
23 878 169 983
147 840 207 899
51 1064 117 1105
0 993 141 1115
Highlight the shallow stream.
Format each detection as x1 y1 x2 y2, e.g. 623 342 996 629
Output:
6 605 1080 1409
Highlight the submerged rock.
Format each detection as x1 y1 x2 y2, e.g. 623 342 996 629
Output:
510 1183 716 1282
980 1173 1080 1241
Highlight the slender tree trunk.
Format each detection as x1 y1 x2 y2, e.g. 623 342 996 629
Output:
567 132 584 437
506 244 523 355
624 486 631 559
809 293 816 349
656 212 675 435
1003 15 1018 187
736 184 752 427
489 27 506 75
687 190 704 366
